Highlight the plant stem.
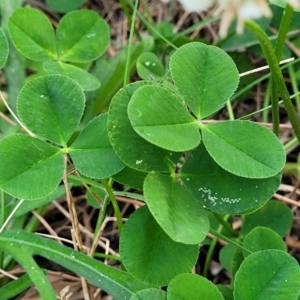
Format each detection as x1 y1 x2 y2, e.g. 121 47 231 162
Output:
203 215 240 277
101 179 123 234
90 191 111 257
262 80 272 123
127 0 178 50
226 100 235 120
119 0 133 32
0 191 4 269
270 79 280 136
209 228 251 254
214 214 238 237
245 20 300 143
271 4 294 135
274 4 294 60
203 223 223 278
62 155 83 251
288 64 300 115
124 0 139 86
93 253 121 261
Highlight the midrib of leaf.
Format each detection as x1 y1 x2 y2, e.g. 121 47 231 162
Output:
204 127 278 171
134 121 197 128
196 46 209 119
70 144 111 151
58 19 99 59
251 259 291 300
44 84 66 146
0 232 140 298
0 150 61 184
10 20 56 58
142 226 164 282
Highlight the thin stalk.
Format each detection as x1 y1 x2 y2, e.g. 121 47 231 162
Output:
203 223 221 278
0 191 5 227
93 253 121 261
203 214 239 277
62 155 83 251
214 214 238 237
124 0 139 86
288 64 300 115
239 100 284 120
231 57 300 102
245 20 300 143
262 80 272 123
127 1 177 50
24 205 48 233
0 191 5 269
270 79 280 136
100 179 123 234
209 228 252 254
119 0 133 32
271 4 294 135
90 193 111 257
284 136 298 151
226 100 235 120
274 4 294 60
141 0 153 24
94 195 109 235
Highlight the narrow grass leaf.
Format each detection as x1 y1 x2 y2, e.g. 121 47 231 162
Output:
0 230 152 299
202 121 285 178
270 0 300 11
120 206 199 286
128 85 200 151
56 10 109 63
0 272 44 300
17 74 85 146
144 173 209 244
8 7 57 61
69 114 124 179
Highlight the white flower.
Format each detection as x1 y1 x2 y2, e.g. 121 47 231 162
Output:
171 0 300 37
218 0 272 37
284 0 300 7
177 0 216 13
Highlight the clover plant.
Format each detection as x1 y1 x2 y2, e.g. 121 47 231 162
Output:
8 7 109 91
0 3 299 300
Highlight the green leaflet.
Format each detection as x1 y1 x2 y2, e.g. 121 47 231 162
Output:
0 28 9 69
0 134 63 200
69 114 125 179
128 85 200 152
17 75 85 146
120 206 199 286
234 250 300 300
